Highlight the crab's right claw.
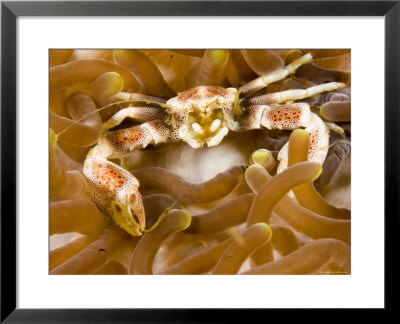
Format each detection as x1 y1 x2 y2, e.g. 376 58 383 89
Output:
277 112 330 173
83 156 145 236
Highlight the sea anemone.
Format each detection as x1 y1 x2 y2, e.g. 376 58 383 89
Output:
49 49 351 275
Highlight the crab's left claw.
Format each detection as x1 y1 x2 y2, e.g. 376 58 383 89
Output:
83 156 145 236
110 186 145 237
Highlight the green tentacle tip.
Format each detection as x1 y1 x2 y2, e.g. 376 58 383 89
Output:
107 72 124 91
172 209 192 230
285 49 303 64
313 163 323 180
281 78 295 87
49 128 57 146
319 105 329 120
250 149 272 166
93 71 124 97
210 50 229 63
261 222 273 241
181 210 192 229
325 121 346 137
293 128 309 138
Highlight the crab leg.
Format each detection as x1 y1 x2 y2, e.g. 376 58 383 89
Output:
260 103 313 130
230 102 312 132
243 82 346 105
92 120 171 159
102 107 168 131
113 92 167 104
238 53 313 98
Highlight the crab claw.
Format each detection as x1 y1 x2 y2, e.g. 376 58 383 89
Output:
83 156 145 236
277 112 329 173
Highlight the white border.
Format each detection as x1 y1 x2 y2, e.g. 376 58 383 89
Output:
17 17 384 308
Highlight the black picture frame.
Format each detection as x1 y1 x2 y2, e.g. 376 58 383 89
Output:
1 0 399 322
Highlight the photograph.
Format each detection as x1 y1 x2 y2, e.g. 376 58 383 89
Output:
3 0 397 319
49 49 352 275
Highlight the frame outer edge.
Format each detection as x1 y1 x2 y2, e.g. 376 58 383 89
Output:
2 1 399 16
1 1 17 323
0 0 398 322
385 1 400 311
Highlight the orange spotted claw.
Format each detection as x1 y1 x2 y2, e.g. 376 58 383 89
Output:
83 155 145 236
